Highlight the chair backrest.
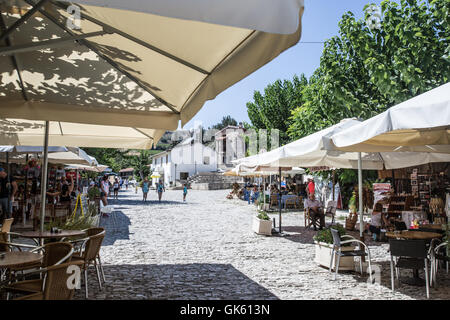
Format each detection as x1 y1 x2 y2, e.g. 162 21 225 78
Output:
86 227 105 237
326 201 337 214
0 232 9 252
394 221 407 231
389 239 428 259
82 231 105 262
1 218 14 233
330 228 341 247
43 260 84 300
42 242 74 267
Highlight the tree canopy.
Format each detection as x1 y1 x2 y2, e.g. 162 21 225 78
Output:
288 0 449 139
246 74 308 145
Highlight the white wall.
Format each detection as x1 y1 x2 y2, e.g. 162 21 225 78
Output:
150 142 217 187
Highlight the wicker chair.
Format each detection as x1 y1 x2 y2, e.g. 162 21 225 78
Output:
285 197 297 209
2 242 74 296
12 260 84 300
71 230 106 298
0 218 13 233
270 195 279 208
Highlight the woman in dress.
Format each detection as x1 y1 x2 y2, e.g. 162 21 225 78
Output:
157 181 165 202
142 177 150 202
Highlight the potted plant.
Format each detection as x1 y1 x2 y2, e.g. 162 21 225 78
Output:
313 224 356 270
252 210 272 236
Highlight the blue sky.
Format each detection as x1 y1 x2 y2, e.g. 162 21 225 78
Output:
184 0 384 130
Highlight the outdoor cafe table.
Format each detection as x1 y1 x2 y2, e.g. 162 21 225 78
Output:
281 195 299 209
386 230 443 286
0 252 42 269
386 230 443 240
19 230 86 243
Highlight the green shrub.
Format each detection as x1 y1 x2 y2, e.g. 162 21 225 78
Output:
313 224 350 245
46 203 99 231
257 210 270 221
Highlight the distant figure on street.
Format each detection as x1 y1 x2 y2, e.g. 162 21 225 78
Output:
113 178 120 200
183 184 188 202
0 167 17 221
142 177 150 202
100 175 110 216
125 178 129 190
157 181 165 202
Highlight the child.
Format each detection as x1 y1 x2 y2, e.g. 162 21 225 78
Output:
183 184 188 202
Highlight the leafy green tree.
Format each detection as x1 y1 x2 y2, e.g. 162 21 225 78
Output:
288 0 449 206
211 115 238 130
246 74 308 145
129 150 152 180
288 0 449 140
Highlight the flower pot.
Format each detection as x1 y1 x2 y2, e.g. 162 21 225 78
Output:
314 241 355 271
252 216 272 236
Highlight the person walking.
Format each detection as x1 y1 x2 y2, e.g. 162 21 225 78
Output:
125 178 129 190
183 184 188 202
142 177 150 202
0 167 17 221
113 178 120 200
157 181 165 202
100 175 110 216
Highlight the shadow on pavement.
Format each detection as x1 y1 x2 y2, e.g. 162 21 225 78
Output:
100 210 131 246
74 263 279 300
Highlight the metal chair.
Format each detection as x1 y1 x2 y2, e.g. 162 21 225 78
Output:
329 228 373 283
430 240 449 287
388 239 431 299
325 201 337 225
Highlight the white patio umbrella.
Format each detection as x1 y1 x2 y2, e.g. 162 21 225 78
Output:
0 0 305 129
1 0 305 233
332 82 450 153
235 118 450 236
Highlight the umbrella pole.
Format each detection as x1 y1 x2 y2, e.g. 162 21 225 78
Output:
358 153 365 252
332 170 335 201
39 121 50 237
23 153 29 226
6 152 10 219
279 167 282 234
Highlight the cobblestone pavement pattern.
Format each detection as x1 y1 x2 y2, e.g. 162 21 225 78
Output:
74 189 450 300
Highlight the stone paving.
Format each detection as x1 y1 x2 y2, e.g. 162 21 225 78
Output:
74 189 450 300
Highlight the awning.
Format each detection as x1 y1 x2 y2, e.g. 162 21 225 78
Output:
0 119 164 149
0 0 305 130
332 82 450 153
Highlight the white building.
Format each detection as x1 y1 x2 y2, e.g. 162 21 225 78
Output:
149 138 217 187
215 125 246 170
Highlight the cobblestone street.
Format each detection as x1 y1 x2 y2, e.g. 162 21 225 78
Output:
75 189 450 300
